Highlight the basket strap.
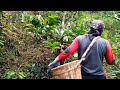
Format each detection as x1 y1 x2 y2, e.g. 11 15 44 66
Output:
76 36 100 67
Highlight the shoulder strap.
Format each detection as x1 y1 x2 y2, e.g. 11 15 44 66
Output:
76 36 100 67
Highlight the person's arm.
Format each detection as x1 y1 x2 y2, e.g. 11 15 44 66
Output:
48 36 80 70
105 40 115 65
58 36 80 61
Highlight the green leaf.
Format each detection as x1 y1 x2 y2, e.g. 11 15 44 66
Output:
47 15 60 26
44 41 53 49
63 36 69 42
37 30 42 35
74 53 78 58
44 41 60 51
53 42 60 46
18 72 26 79
63 30 73 36
0 40 4 47
3 70 15 79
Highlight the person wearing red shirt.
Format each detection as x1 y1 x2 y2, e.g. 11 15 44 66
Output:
48 20 115 79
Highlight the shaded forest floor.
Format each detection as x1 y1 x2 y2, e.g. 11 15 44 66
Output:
1 28 67 79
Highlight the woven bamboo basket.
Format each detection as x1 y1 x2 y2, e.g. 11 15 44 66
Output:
51 60 82 79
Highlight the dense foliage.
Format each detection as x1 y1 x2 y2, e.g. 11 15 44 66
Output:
0 11 120 79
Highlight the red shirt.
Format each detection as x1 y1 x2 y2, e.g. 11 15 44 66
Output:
58 35 115 65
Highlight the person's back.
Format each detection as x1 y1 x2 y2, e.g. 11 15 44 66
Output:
78 34 106 75
77 34 115 79
48 20 115 79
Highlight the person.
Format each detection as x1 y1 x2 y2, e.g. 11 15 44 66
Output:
48 20 115 79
